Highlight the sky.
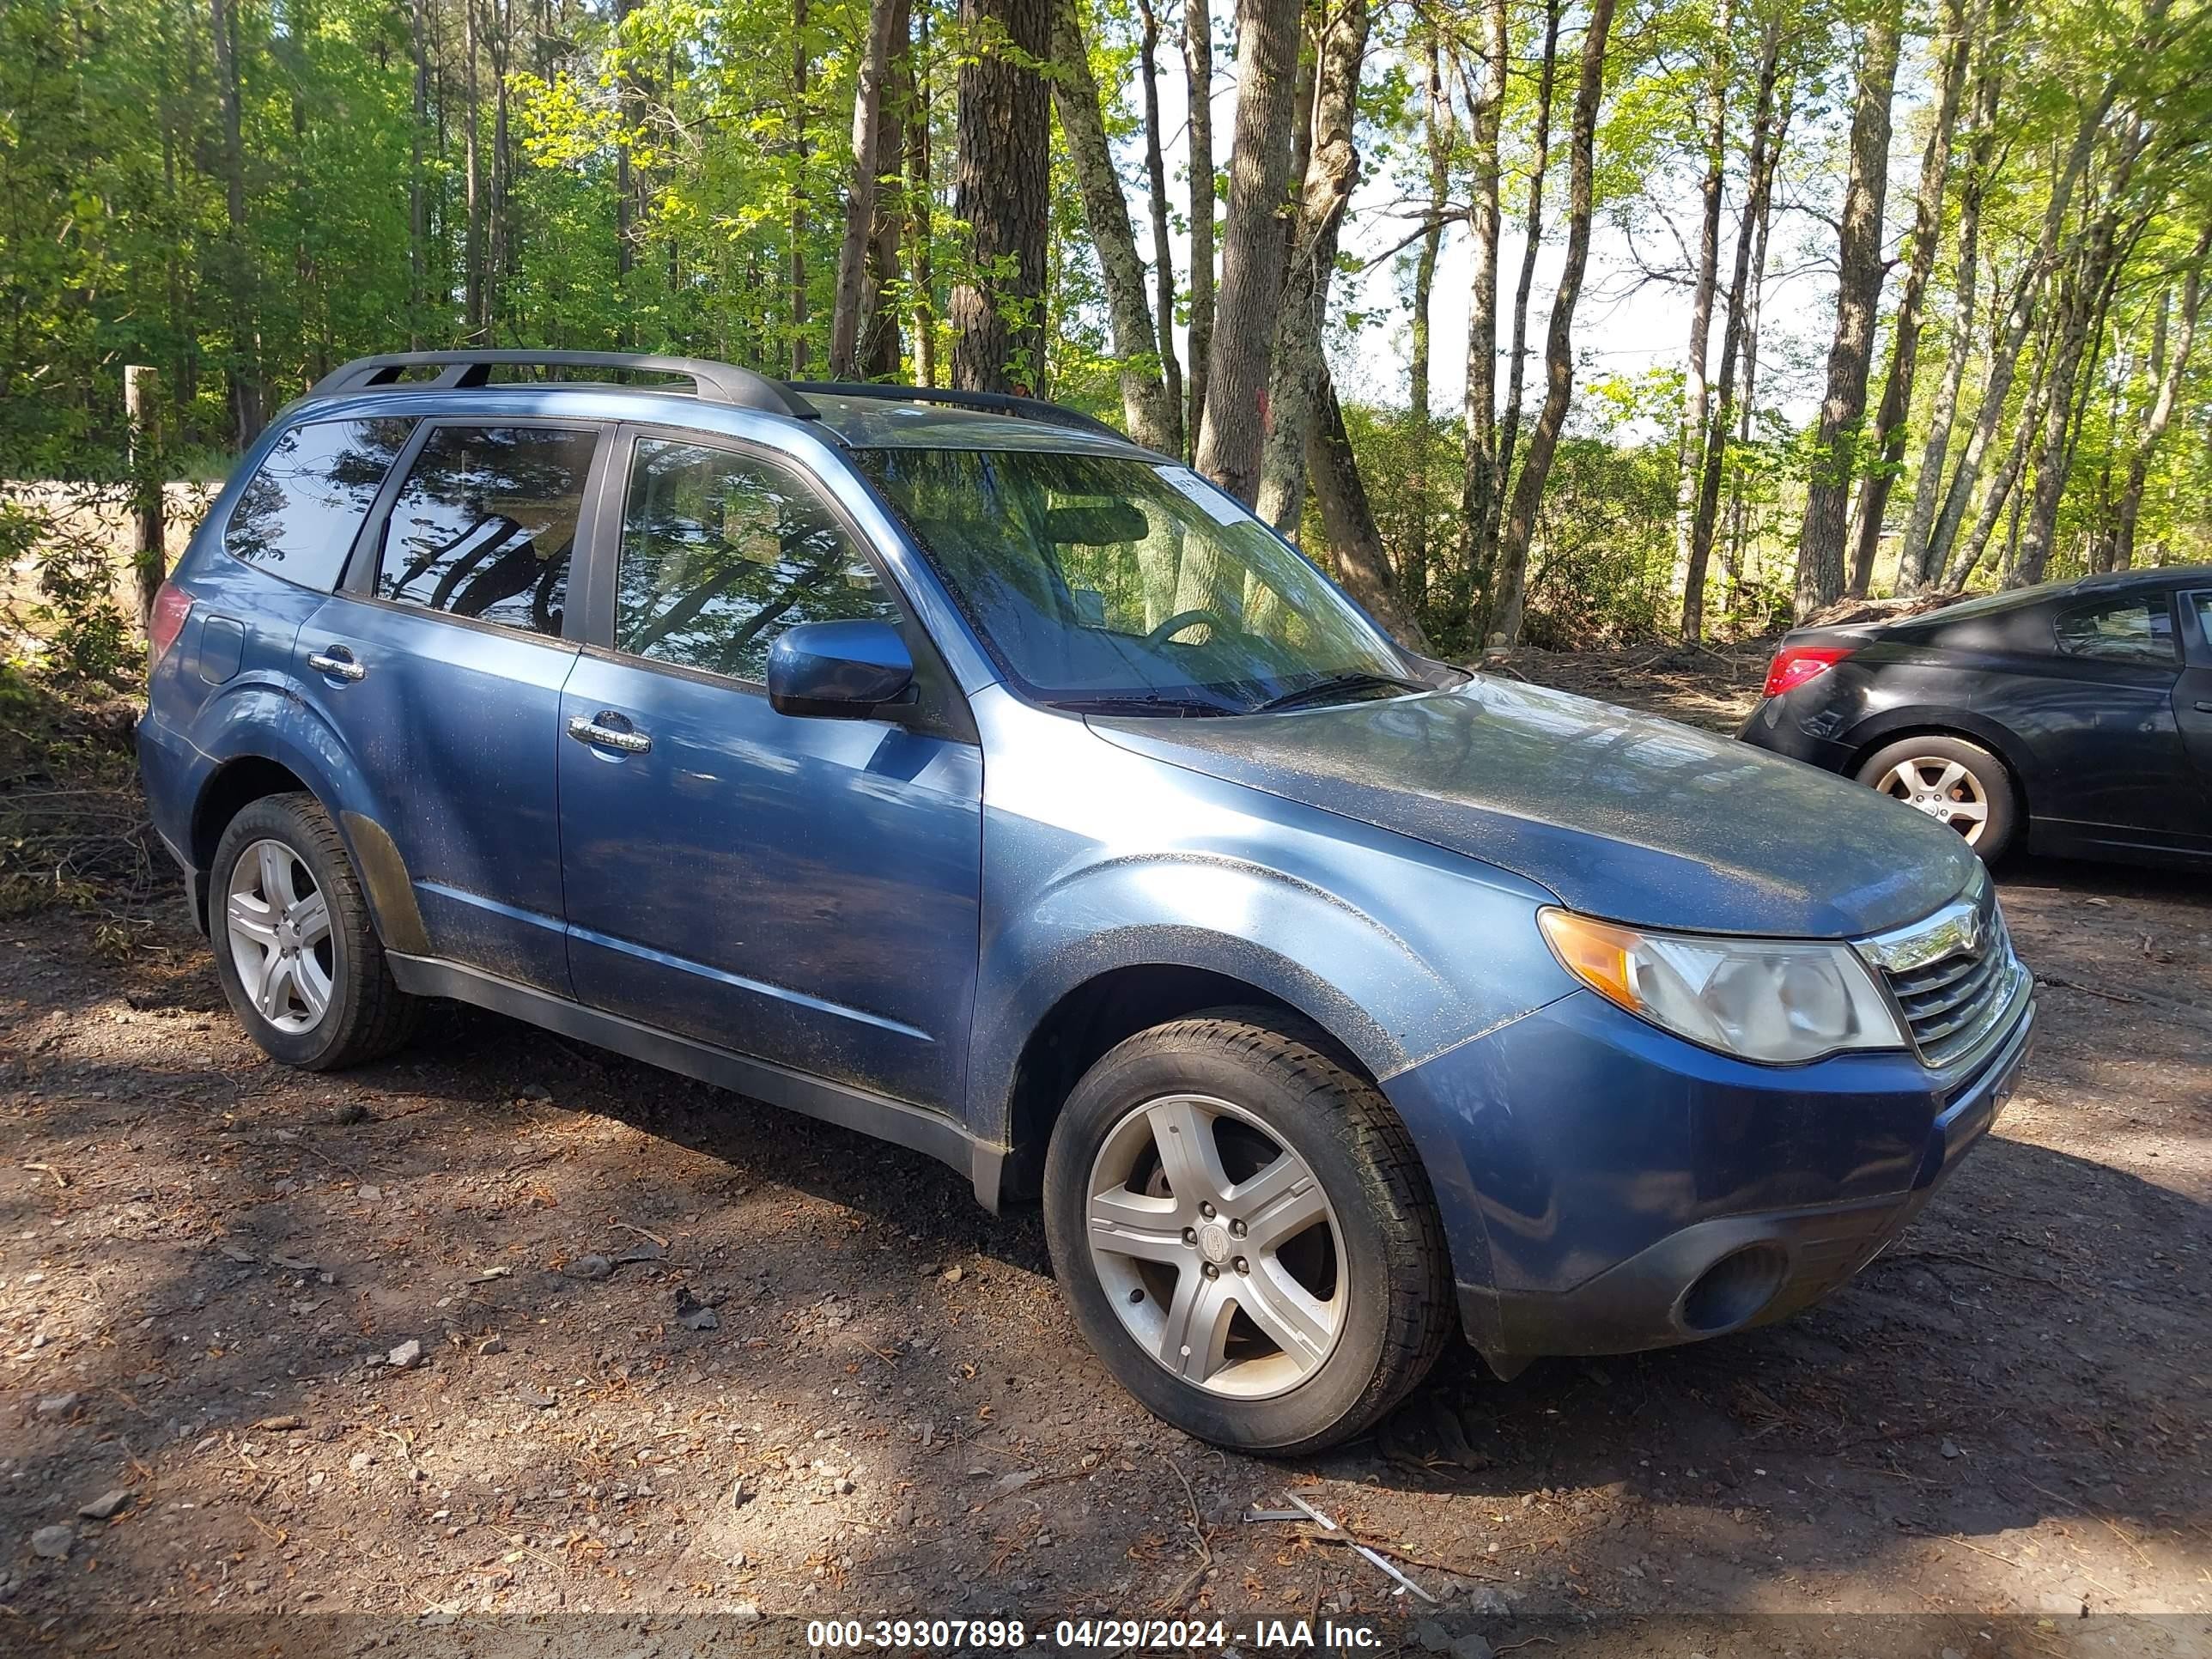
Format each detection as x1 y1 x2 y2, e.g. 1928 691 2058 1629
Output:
1105 22 1920 434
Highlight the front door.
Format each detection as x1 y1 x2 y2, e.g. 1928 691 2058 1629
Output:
2030 589 2194 842
2177 588 2212 840
299 420 603 991
557 430 983 1112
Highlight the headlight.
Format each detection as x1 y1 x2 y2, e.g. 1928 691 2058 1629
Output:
1538 908 1907 1064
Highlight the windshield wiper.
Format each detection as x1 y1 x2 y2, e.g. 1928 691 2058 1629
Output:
1249 672 1429 714
1050 694 1240 718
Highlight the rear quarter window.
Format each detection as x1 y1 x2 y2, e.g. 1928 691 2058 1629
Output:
2053 594 2177 667
223 417 416 590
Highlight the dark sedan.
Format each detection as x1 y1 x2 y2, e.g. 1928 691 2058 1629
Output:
1739 567 2212 867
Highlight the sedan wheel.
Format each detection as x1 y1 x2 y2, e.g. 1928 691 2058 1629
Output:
225 838 337 1032
1085 1092 1346 1400
1853 734 2019 861
1873 756 1990 843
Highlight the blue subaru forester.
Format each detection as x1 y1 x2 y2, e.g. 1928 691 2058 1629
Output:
138 351 2035 1452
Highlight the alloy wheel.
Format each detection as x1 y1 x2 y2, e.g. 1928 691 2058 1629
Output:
1084 1093 1346 1399
224 838 337 1033
1875 756 1990 845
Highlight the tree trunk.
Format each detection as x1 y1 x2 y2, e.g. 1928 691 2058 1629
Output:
1135 0 1185 456
1310 370 1430 652
862 0 914 379
1921 5 2157 580
1487 0 1619 647
210 0 264 442
1957 309 2058 583
487 0 513 339
951 0 1050 392
830 0 904 377
1047 0 1177 448
1672 0 1731 612
1403 30 1449 623
2014 191 2140 584
1254 0 1370 532
1792 0 1902 616
1486 0 1561 573
908 0 936 386
1190 0 1303 503
1845 0 1976 598
409 0 430 348
1725 86 1789 603
1899 41 1999 589
1681 21 1783 640
125 366 165 628
1457 0 1510 589
1182 0 1216 459
791 0 813 376
2111 223 2209 568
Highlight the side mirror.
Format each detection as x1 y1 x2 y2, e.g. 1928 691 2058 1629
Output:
767 619 915 720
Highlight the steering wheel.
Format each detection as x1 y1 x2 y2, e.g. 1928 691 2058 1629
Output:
1146 607 1233 648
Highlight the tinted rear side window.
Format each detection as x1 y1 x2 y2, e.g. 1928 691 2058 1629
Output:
377 425 597 638
2054 595 2176 666
223 418 415 590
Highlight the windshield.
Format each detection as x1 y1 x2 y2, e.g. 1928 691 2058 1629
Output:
851 447 1422 714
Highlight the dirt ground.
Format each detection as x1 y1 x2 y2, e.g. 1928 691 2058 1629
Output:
3 647 2208 1657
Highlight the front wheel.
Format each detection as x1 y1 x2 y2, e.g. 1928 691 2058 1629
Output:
1042 1010 1452 1455
1855 733 2019 860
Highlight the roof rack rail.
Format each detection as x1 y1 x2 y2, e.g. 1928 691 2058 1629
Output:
789 382 1129 443
307 351 819 422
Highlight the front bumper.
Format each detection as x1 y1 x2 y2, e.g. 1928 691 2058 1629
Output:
1384 983 2035 1372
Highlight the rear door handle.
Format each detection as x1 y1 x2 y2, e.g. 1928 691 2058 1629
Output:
307 646 365 683
567 713 652 755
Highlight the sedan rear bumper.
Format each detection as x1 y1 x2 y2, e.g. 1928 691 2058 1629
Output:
1736 696 1856 772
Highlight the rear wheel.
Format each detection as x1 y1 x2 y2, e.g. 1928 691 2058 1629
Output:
1855 734 2019 860
1042 1010 1451 1454
210 793 420 1070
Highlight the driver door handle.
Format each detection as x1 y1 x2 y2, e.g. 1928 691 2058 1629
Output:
2195 700 2212 714
568 713 652 755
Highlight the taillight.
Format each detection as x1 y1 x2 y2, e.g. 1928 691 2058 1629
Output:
1761 643 1855 700
148 581 195 675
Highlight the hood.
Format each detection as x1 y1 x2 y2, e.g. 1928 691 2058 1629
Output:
1090 675 1978 939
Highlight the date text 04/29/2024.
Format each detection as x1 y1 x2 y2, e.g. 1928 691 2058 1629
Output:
803 1618 1388 1649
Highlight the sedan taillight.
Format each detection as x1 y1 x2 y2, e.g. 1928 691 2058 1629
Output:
1761 643 1855 700
148 581 195 675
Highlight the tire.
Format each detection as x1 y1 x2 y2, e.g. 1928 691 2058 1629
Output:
209 793 420 1070
1042 1008 1452 1455
1854 734 2020 861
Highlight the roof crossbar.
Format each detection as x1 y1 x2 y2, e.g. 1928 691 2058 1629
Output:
307 351 820 421
789 382 1130 443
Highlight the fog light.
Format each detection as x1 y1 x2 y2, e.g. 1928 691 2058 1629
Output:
1678 1244 1789 1334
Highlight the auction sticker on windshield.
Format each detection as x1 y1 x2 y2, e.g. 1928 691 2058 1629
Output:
1153 465 1247 526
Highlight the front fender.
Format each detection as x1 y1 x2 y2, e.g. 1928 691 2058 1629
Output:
961 688 1577 1145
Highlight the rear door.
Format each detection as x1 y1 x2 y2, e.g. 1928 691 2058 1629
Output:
296 419 607 992
556 427 983 1112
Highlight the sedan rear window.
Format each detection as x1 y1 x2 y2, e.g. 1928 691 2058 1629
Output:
223 418 415 590
2054 595 2177 666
